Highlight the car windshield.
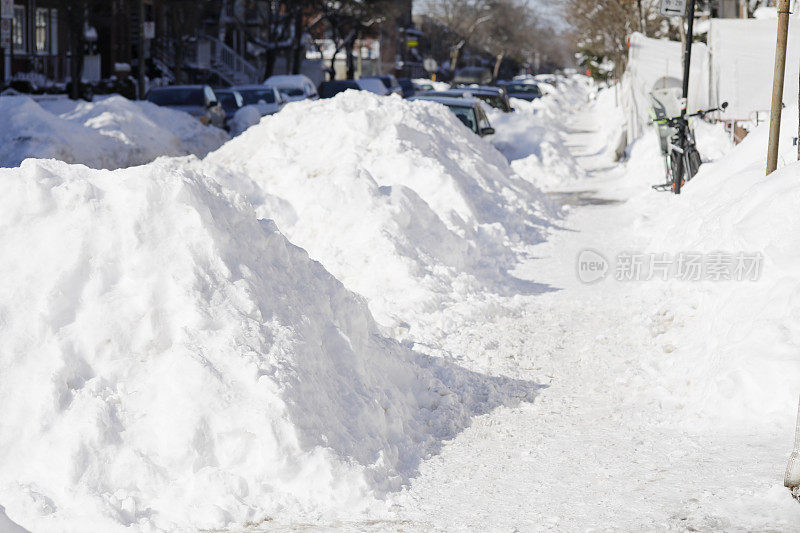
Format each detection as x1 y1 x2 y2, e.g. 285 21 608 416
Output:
446 105 477 133
506 83 541 94
147 88 204 106
216 93 240 113
279 87 304 97
239 89 275 105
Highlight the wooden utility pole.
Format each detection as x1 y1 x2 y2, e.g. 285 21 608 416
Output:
766 0 791 175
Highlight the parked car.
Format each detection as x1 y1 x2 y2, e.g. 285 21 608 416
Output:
231 85 286 116
356 77 390 96
146 85 225 128
318 79 389 99
361 75 402 96
425 86 513 113
264 74 319 102
213 88 245 129
397 78 417 98
410 95 495 137
496 81 543 101
453 67 493 86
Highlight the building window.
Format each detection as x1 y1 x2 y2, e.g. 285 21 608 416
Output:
12 5 25 53
35 7 49 53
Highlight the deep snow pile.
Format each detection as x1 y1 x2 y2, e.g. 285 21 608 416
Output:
599 82 800 431
0 95 228 168
203 91 556 335
487 77 591 191
632 120 800 430
0 158 534 532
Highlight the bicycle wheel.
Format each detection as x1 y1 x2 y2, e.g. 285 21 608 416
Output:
685 146 702 180
670 150 684 194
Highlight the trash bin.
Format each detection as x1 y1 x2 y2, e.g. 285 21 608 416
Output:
649 85 684 156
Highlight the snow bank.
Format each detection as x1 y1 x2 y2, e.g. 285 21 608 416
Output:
203 91 556 335
228 104 262 137
487 78 590 191
617 105 799 431
0 95 228 169
0 157 535 532
0 96 123 168
0 506 29 533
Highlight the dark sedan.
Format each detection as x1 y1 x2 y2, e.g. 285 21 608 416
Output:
496 81 543 102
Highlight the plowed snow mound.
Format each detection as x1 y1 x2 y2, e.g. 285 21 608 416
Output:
489 77 591 191
630 116 800 431
0 95 228 168
203 91 556 334
0 158 535 532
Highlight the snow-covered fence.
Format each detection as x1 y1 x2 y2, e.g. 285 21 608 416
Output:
707 17 800 121
621 33 710 141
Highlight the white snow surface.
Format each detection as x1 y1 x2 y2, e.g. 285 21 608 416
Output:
228 105 262 137
488 77 590 190
0 158 534 532
2 76 800 532
374 84 800 532
203 91 557 337
0 95 229 169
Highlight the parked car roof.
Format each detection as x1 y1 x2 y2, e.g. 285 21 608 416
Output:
362 75 400 90
432 87 499 97
232 84 278 91
356 78 390 95
148 84 208 90
424 87 512 112
265 74 314 87
410 95 478 108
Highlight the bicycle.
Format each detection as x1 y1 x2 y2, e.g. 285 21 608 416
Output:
652 102 728 194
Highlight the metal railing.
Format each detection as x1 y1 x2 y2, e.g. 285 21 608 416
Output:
205 36 259 84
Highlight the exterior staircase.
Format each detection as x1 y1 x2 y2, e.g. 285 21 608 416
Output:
205 36 261 86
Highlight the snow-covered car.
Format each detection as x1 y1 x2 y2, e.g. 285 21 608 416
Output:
410 95 495 137
231 85 286 116
264 74 319 102
145 85 226 128
425 86 513 113
318 79 389 99
496 81 543 101
213 88 245 130
361 75 403 96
